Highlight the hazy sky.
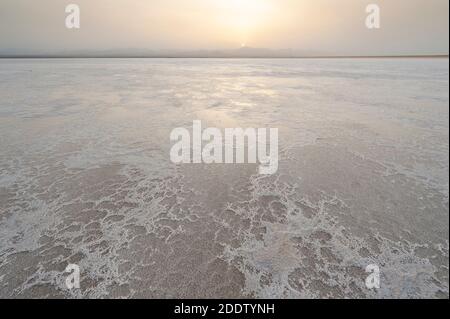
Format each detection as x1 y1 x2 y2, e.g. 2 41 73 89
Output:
0 0 448 55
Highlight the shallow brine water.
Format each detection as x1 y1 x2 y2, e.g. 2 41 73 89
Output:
0 58 448 298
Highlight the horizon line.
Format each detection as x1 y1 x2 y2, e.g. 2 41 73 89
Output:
0 54 448 59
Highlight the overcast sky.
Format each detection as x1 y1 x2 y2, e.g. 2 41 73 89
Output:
0 0 448 55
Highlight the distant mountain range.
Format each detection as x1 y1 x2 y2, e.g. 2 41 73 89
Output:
0 47 448 58
0 47 309 58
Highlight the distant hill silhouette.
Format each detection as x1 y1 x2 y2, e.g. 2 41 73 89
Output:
0 47 448 58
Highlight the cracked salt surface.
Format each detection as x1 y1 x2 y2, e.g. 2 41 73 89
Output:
0 58 448 298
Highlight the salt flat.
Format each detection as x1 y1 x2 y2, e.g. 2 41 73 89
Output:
0 58 448 298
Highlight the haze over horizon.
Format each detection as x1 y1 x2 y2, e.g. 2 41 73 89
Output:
0 0 449 57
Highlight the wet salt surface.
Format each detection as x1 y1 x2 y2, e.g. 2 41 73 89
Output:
0 58 448 298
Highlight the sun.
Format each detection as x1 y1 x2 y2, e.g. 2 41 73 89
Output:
226 0 269 11
215 0 273 44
